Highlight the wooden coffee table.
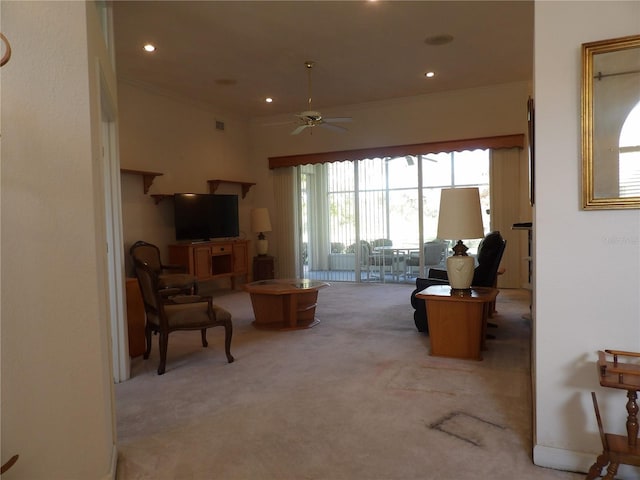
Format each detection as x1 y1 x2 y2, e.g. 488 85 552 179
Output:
244 279 329 330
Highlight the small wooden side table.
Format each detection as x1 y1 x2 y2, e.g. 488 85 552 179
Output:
253 255 275 281
415 285 498 360
586 350 640 479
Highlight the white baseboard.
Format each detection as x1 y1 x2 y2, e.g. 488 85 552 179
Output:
100 444 118 480
534 444 640 479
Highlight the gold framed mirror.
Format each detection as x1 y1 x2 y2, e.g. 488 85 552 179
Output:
582 34 640 210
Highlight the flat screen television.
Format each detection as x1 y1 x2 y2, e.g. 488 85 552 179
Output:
174 193 239 241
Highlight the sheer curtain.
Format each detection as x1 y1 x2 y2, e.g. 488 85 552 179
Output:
490 147 524 288
306 164 331 271
272 167 298 278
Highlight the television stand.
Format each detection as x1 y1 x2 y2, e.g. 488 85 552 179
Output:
168 239 249 289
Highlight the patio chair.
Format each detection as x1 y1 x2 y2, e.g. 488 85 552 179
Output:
369 239 408 281
406 240 448 277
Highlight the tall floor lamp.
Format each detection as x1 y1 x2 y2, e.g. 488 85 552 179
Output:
437 187 485 291
251 208 272 256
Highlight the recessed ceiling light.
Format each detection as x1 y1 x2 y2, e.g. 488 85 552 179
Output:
424 34 454 46
143 43 156 53
425 71 435 78
265 97 273 103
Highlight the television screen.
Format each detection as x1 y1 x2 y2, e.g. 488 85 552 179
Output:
174 193 239 241
209 194 239 239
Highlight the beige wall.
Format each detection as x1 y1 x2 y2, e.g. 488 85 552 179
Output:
533 1 640 477
1 1 116 478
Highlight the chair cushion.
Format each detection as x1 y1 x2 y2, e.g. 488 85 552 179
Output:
212 305 232 323
144 302 203 328
427 268 448 280
165 302 211 328
146 302 231 328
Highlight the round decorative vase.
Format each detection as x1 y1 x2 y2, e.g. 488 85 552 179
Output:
446 255 474 290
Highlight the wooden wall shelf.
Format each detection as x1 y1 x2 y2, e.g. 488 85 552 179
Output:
121 169 163 194
150 194 173 205
122 176 255 204
208 179 256 199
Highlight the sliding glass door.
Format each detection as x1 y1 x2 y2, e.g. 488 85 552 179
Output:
299 150 490 283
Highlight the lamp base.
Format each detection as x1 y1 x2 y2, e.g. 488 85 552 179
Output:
256 238 269 256
446 254 475 290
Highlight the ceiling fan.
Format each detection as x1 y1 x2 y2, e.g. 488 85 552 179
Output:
288 61 353 135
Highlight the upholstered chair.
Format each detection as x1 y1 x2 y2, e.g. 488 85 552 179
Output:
410 231 506 333
134 259 234 375
130 240 198 294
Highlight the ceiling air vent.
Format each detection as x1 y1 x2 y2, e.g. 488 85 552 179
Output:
215 120 225 132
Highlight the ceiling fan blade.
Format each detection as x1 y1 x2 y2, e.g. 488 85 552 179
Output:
322 117 352 123
319 122 348 133
290 124 309 135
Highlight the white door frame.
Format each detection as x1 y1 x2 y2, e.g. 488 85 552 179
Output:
99 69 129 383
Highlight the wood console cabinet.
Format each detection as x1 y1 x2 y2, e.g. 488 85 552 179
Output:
168 239 249 289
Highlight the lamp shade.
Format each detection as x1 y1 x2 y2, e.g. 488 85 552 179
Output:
437 188 484 241
250 208 272 233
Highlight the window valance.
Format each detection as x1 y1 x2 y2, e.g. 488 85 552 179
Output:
268 134 524 169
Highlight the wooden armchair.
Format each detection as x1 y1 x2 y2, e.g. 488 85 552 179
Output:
130 240 198 294
134 259 234 375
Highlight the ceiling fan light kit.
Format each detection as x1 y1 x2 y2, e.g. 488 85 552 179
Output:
285 60 353 135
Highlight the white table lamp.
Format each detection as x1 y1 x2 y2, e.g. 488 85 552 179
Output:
437 187 485 291
251 208 272 256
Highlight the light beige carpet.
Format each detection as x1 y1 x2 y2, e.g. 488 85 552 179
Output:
115 283 584 480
